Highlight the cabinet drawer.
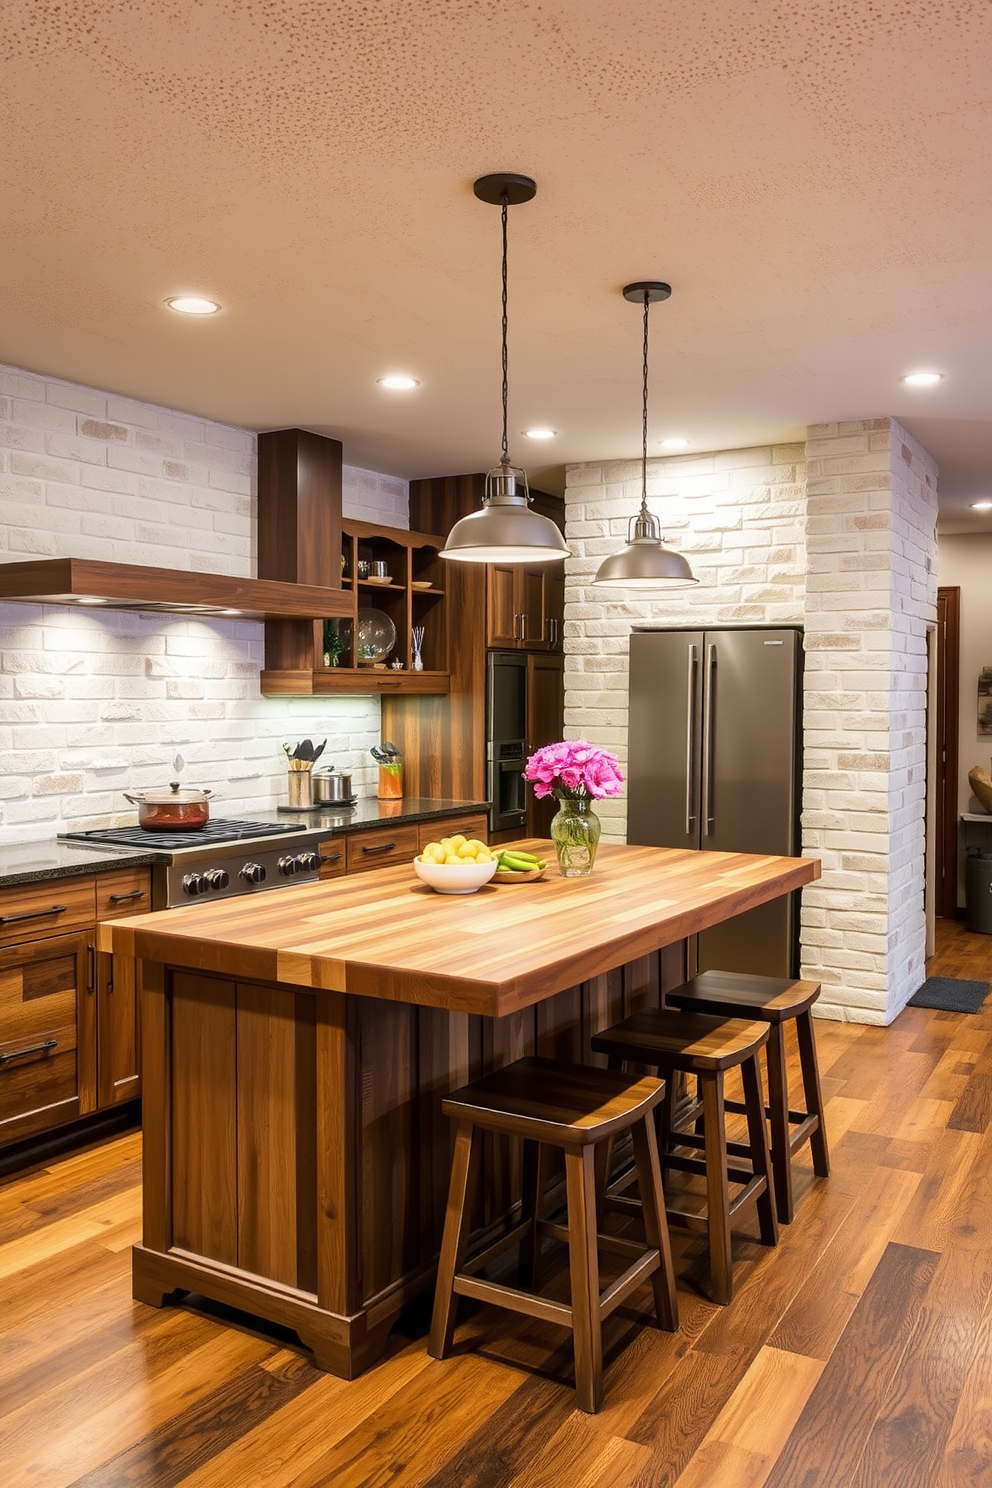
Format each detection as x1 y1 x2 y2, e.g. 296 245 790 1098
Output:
317 838 346 879
0 877 96 948
96 868 152 920
0 930 87 1145
345 825 420 874
417 815 489 850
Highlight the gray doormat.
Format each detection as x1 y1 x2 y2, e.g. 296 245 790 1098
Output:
908 977 990 1013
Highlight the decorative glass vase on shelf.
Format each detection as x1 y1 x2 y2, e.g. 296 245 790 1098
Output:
550 794 602 877
523 740 624 879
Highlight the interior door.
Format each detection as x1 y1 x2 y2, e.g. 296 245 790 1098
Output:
934 587 960 918
626 631 704 852
698 629 801 977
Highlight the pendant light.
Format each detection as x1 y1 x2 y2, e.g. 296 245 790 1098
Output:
593 282 697 588
441 174 569 565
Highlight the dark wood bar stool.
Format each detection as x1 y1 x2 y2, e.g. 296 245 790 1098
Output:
591 1010 778 1305
665 971 829 1224
428 1055 679 1415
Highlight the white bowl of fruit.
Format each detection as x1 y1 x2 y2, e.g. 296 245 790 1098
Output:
413 835 498 894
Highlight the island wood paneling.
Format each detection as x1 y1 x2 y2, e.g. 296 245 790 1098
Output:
169 971 238 1266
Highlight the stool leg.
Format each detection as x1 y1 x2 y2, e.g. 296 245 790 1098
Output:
630 1116 679 1333
564 1145 603 1414
700 1073 734 1306
429 1120 480 1360
765 1023 794 1225
742 1055 778 1248
797 1010 830 1178
519 1139 549 1290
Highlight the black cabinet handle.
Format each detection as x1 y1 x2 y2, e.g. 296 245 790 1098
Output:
108 889 146 904
362 841 396 855
0 905 67 926
87 943 96 994
0 1039 57 1067
320 852 343 863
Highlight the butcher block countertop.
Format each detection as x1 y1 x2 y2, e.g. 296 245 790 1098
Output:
103 842 820 1018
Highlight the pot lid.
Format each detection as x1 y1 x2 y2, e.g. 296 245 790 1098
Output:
126 784 212 805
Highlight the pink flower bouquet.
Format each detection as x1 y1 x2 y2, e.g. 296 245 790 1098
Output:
523 740 624 801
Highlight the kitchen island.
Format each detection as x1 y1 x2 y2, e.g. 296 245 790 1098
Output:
104 841 819 1377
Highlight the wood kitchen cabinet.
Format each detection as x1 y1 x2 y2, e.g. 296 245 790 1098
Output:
316 814 489 882
487 563 559 650
0 867 150 1148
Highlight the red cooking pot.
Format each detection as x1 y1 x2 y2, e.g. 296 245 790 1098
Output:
123 782 213 830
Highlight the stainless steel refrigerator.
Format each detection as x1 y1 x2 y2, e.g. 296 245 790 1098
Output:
627 627 803 977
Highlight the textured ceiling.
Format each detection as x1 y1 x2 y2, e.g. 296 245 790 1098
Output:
1 0 991 525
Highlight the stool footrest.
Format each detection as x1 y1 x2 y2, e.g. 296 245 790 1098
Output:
725 1096 813 1128
460 1219 531 1279
599 1250 663 1320
659 1149 757 1187
454 1274 572 1328
539 1218 646 1263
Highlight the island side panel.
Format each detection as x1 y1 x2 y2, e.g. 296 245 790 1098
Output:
171 970 238 1265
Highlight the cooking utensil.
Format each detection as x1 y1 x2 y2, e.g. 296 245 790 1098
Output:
283 738 326 763
123 782 213 831
313 770 354 804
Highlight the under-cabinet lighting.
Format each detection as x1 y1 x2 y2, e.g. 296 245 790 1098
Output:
971 501 992 511
166 295 222 315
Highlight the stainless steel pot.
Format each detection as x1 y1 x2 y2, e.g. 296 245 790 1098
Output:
313 771 353 804
123 783 213 830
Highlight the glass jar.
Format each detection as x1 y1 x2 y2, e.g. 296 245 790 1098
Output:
550 795 601 877
377 761 403 800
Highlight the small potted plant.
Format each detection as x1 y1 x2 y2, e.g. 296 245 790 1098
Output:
322 620 346 668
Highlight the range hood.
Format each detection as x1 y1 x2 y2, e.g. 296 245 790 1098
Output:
0 558 352 620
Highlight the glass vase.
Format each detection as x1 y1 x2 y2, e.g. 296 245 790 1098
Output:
550 795 601 877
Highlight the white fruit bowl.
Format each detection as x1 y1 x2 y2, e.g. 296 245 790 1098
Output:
413 856 498 894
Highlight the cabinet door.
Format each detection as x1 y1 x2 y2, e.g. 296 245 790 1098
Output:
527 654 565 839
96 868 151 1108
487 564 520 647
0 931 90 1145
518 567 546 649
543 564 564 652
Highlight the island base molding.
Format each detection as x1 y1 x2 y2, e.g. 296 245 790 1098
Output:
135 943 687 1379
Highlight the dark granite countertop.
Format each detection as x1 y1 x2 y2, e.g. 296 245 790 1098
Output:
267 797 490 835
0 800 489 890
0 840 162 891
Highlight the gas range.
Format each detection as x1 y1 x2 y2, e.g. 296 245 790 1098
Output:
61 818 329 909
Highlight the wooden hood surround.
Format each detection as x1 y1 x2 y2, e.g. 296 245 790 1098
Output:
0 428 351 622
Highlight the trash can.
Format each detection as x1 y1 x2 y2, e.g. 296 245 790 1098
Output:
965 851 992 934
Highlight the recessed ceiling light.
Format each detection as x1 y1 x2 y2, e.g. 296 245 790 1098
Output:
376 374 421 390
523 427 557 440
971 501 992 511
220 608 243 615
901 370 943 387
166 295 222 315
659 437 690 450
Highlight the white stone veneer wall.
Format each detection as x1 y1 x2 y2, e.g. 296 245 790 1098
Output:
563 444 807 841
0 362 409 843
802 419 938 1023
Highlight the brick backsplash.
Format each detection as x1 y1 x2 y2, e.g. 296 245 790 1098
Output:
0 362 409 841
564 423 938 1025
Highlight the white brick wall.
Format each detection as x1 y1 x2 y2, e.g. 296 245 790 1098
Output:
564 424 938 1026
802 420 938 1023
564 445 806 840
0 363 410 842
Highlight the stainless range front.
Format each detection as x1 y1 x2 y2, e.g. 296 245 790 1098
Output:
61 818 330 909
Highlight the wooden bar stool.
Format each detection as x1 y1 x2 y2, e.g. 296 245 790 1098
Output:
666 971 829 1224
428 1055 679 1414
591 1010 778 1306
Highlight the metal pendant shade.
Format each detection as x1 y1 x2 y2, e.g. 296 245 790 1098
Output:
593 283 697 589
441 174 569 565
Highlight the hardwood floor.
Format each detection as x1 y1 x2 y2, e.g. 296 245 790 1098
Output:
3 921 992 1487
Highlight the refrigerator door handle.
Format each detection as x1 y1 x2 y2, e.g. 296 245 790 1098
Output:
685 643 698 836
701 642 717 837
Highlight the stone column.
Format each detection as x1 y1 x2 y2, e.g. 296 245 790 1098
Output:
801 419 938 1023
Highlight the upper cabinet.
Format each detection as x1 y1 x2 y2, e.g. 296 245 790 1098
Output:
257 430 449 696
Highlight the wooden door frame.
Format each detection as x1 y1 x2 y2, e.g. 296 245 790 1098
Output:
934 587 960 919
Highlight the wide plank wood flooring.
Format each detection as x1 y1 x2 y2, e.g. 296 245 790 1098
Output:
3 919 992 1488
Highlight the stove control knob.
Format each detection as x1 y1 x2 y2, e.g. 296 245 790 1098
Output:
240 862 266 884
182 873 209 896
204 869 229 891
298 851 319 872
278 854 304 877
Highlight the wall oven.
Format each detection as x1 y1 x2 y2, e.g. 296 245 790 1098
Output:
487 651 528 831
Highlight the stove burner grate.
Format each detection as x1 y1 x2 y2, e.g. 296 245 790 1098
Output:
66 819 302 851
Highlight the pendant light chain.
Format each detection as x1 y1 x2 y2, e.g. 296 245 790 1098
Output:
501 193 509 466
641 289 650 518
